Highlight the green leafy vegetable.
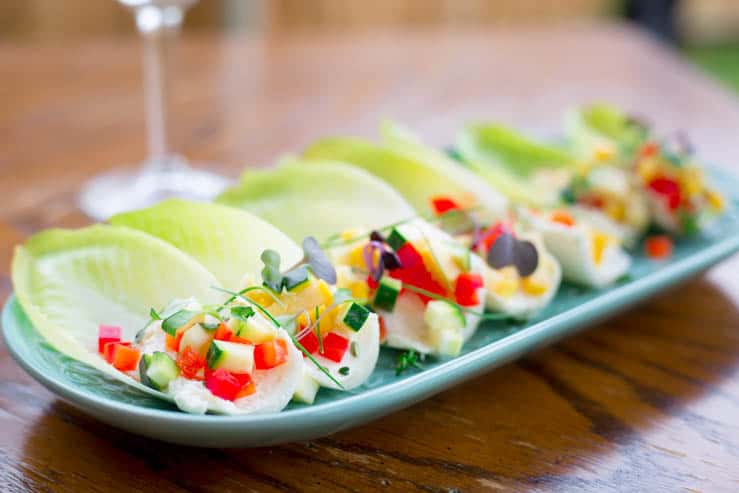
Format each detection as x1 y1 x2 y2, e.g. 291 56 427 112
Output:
230 306 255 321
110 199 302 291
217 160 416 243
161 309 201 337
260 250 283 292
12 224 219 400
395 350 424 376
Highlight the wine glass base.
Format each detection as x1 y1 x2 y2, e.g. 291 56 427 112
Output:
79 165 231 221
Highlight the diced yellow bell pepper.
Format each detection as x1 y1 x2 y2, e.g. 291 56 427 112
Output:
318 279 334 306
348 244 367 269
340 229 362 241
348 280 370 301
521 277 548 296
591 230 611 265
706 189 725 211
637 157 660 183
247 289 275 308
492 267 519 298
594 145 615 162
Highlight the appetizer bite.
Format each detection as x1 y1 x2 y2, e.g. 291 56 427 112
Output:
517 207 631 288
112 200 381 404
566 103 725 236
130 296 302 414
330 218 487 357
632 138 724 235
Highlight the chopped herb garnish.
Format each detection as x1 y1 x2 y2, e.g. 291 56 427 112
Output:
230 305 255 321
149 308 161 320
395 350 424 376
315 306 324 354
290 335 345 389
339 366 350 376
350 341 359 357
210 286 282 328
161 309 200 337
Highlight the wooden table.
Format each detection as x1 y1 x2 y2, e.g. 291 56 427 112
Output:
2 23 739 492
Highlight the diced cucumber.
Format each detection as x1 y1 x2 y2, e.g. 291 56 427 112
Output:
292 372 320 404
386 227 408 251
424 300 465 334
447 241 471 272
435 329 464 357
284 265 311 291
179 324 212 358
373 276 402 312
207 340 255 374
228 314 276 344
139 352 179 391
161 309 204 337
339 302 371 331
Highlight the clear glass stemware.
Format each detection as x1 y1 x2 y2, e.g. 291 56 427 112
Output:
79 0 229 220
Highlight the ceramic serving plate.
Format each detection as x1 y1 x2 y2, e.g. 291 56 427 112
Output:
3 169 739 448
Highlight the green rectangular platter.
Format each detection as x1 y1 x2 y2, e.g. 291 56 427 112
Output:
2 168 738 448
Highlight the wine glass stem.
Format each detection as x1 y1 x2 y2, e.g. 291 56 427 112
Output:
136 5 184 172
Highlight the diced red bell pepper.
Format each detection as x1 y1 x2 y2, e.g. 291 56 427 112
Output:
648 177 682 210
378 316 387 343
644 235 673 260
454 273 484 307
98 325 121 353
430 196 461 215
177 346 206 380
297 330 320 354
366 274 379 290
320 333 350 363
254 338 289 370
477 222 512 253
103 341 130 364
214 322 233 342
165 330 185 352
390 242 448 303
109 343 140 372
205 368 255 401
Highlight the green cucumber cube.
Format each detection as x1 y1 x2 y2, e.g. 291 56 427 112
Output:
340 302 371 331
386 228 408 251
229 314 276 344
292 373 320 404
139 352 179 391
424 300 465 333
373 277 402 312
206 340 255 374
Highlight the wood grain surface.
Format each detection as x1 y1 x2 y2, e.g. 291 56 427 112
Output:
2 23 739 492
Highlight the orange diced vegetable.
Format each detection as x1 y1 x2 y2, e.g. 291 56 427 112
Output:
111 344 140 372
645 235 673 260
550 210 575 227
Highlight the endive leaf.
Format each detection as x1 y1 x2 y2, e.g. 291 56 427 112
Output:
217 161 416 243
111 199 302 291
303 127 507 223
11 224 221 398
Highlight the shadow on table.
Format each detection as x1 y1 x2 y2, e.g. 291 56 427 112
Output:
19 275 739 491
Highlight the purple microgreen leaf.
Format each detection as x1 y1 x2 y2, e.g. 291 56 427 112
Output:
486 232 515 269
303 236 337 285
512 240 539 277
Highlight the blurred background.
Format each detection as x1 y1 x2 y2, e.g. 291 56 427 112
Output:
1 0 737 91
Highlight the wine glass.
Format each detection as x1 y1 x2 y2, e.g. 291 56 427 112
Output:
79 0 230 220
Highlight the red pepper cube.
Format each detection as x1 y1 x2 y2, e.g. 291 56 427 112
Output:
454 273 484 307
177 346 206 380
205 368 245 401
254 339 289 370
648 177 682 210
98 325 122 353
320 333 350 363
213 322 233 342
297 330 320 355
431 196 461 215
